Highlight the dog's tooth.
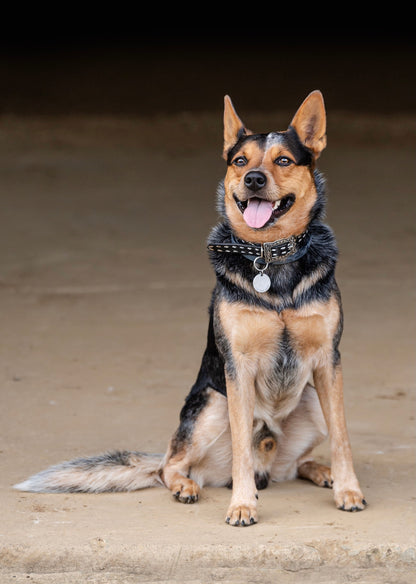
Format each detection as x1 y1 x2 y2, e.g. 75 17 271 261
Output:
273 200 281 210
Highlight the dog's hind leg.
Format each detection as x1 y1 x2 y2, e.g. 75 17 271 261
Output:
162 387 279 503
161 387 231 503
271 383 330 485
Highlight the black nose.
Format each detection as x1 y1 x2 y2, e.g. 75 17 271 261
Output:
244 171 267 191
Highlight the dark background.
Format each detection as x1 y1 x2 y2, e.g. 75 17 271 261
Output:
0 13 415 117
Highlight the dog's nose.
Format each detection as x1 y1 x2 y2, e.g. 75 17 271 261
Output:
244 171 267 191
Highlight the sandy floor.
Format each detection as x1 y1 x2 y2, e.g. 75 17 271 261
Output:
0 110 415 583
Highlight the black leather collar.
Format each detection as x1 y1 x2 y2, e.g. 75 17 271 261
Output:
208 230 310 265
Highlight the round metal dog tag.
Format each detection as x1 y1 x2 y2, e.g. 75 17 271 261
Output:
253 272 271 293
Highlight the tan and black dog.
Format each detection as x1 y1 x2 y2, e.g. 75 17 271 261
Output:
15 91 367 526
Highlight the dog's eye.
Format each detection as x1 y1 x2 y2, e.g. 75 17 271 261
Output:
233 156 247 167
274 156 293 167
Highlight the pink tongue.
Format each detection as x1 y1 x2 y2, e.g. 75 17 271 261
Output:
243 198 274 228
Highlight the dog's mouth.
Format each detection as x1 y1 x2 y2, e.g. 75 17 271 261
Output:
234 194 296 229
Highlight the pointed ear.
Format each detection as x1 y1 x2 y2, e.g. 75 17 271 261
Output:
223 95 251 160
290 90 327 159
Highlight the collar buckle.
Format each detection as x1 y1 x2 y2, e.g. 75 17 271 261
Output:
261 241 274 263
262 235 297 262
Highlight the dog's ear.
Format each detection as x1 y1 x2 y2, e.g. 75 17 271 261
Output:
290 90 327 158
223 95 251 160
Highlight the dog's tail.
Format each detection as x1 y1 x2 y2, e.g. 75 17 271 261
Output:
13 451 164 493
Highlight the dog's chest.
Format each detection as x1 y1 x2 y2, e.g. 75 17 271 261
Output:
217 299 332 418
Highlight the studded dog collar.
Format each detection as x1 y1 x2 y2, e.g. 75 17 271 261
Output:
207 230 311 293
207 230 310 265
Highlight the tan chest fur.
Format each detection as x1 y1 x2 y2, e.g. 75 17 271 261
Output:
216 296 340 429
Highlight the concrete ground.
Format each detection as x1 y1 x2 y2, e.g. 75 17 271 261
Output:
0 106 415 583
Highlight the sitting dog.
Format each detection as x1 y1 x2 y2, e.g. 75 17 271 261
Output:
15 91 367 526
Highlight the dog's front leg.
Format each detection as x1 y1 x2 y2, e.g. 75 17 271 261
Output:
313 362 367 511
225 372 258 526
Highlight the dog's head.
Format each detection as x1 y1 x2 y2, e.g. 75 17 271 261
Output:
221 90 326 243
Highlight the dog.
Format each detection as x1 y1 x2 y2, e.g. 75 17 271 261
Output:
15 91 367 526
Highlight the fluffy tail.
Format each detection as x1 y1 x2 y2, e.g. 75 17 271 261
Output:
14 451 164 493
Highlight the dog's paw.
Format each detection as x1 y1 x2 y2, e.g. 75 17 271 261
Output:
225 502 258 526
334 488 367 512
171 478 200 504
298 461 333 488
